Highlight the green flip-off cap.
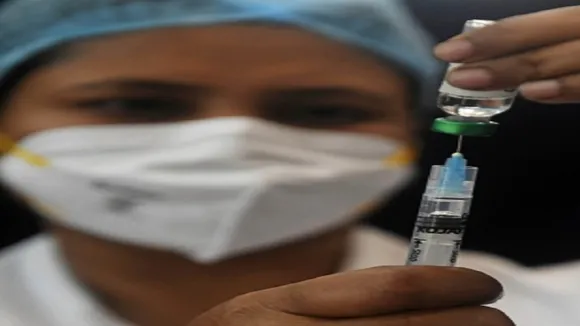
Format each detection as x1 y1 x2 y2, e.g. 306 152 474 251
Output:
431 117 498 137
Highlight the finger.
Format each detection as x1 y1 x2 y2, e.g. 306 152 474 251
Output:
446 39 580 90
189 306 515 326
520 74 580 104
189 301 305 326
260 266 503 318
434 6 580 63
311 306 515 326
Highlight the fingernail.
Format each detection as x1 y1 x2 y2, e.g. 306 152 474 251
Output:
520 80 561 99
434 39 474 61
486 291 505 305
448 68 493 88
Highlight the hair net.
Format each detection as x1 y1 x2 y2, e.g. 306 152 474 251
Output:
0 0 440 92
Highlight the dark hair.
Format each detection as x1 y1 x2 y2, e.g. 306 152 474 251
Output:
0 48 64 107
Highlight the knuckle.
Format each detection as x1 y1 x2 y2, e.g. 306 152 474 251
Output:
399 314 418 326
373 268 425 305
478 306 515 326
515 54 546 81
281 285 310 311
207 294 269 325
521 40 580 82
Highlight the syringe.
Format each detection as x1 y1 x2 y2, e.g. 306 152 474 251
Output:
410 18 511 266
405 152 477 266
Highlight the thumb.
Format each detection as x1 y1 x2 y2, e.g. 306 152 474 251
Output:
188 266 502 325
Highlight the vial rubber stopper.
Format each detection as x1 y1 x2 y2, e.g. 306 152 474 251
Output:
431 117 498 137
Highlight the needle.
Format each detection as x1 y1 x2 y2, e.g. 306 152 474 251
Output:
456 135 464 153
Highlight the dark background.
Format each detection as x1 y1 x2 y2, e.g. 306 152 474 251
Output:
2 0 580 266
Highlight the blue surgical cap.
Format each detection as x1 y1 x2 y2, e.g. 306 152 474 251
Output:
0 0 440 92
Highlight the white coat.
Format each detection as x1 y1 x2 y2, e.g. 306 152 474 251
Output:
1 227 579 325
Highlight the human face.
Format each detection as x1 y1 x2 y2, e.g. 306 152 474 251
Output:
0 25 415 144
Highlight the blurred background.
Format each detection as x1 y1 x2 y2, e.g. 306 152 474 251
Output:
1 0 579 266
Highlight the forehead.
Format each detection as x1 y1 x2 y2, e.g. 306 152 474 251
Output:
28 25 407 93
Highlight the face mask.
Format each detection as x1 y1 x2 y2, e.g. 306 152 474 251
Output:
0 117 414 263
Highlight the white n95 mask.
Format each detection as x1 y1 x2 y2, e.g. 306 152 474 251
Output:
0 117 414 262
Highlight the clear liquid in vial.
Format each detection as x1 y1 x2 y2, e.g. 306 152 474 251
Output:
437 93 515 119
436 19 516 120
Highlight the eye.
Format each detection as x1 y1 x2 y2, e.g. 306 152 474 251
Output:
268 104 382 128
75 97 191 122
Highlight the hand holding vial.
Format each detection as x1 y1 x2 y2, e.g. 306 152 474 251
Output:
434 6 580 104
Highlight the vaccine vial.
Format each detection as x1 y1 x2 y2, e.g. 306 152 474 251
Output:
437 20 518 119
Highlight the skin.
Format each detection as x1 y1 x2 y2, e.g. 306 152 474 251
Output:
0 25 415 326
189 266 511 326
434 6 580 104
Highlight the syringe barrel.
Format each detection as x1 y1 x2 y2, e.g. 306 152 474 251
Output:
406 165 478 267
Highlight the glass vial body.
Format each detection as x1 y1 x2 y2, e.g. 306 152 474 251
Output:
437 20 518 119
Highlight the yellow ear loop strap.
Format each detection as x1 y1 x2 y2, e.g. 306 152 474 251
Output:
0 134 59 216
354 146 417 215
384 146 416 167
0 134 50 167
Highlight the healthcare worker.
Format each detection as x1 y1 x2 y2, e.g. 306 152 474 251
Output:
0 1 511 325
0 1 568 326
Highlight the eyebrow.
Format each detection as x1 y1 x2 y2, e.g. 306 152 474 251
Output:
269 87 391 105
70 79 207 94
70 79 391 103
